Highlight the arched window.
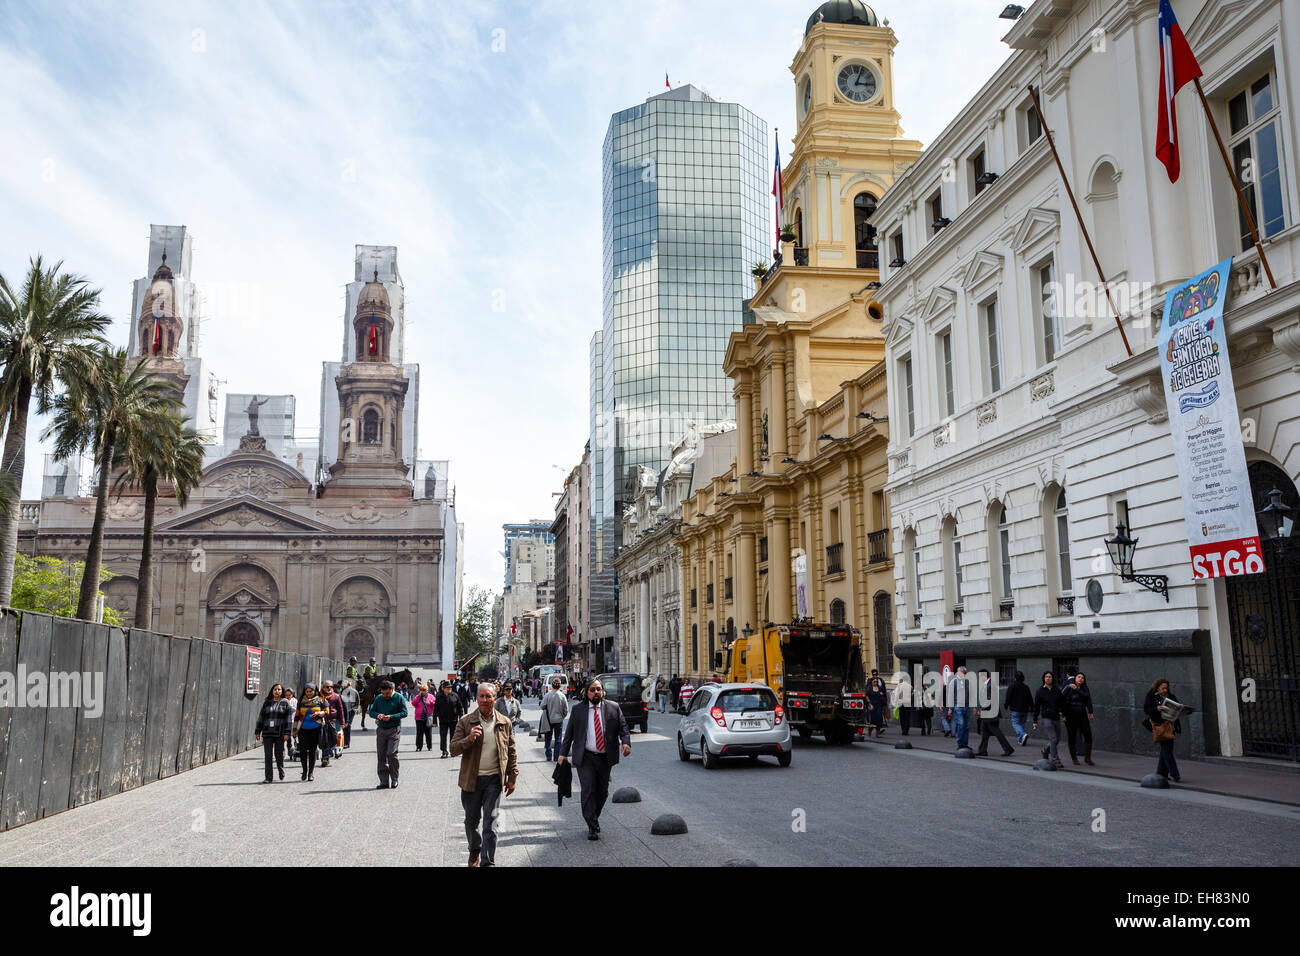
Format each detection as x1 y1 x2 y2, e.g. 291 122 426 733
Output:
1043 485 1072 614
1055 490 1072 594
707 621 715 671
1088 162 1123 277
692 624 698 670
942 515 962 624
854 192 878 267
363 408 381 444
830 599 846 624
794 208 804 247
904 527 921 626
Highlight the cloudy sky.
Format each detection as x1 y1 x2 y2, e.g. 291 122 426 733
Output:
0 0 1015 599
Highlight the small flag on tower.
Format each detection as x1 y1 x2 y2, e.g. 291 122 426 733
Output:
566 622 573 642
1155 0 1201 183
152 317 161 354
368 318 378 355
773 135 784 249
665 72 670 89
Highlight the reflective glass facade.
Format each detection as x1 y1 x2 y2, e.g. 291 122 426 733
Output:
593 85 769 614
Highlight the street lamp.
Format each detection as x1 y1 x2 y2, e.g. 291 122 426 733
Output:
856 411 889 423
1256 488 1296 541
742 622 754 640
1103 522 1169 602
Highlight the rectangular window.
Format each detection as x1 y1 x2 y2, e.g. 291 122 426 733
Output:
940 331 955 416
984 299 1001 393
1037 261 1057 364
953 538 963 604
1228 70 1287 249
829 506 841 543
999 519 1013 599
891 231 905 265
970 147 988 196
1117 498 1130 531
1025 88 1042 145
903 357 915 437
927 189 945 234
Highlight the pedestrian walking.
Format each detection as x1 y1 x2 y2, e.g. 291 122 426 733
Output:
1032 670 1066 768
449 683 519 867
939 670 954 737
866 671 888 738
1143 677 1182 783
496 683 522 725
1062 672 1095 765
255 683 294 782
652 674 666 714
435 679 464 757
368 679 408 789
320 680 344 764
677 678 695 714
541 678 569 761
292 684 329 781
893 675 913 735
975 671 1015 757
1004 671 1034 745
947 666 975 749
339 679 359 749
558 678 631 841
413 682 437 752
669 674 682 711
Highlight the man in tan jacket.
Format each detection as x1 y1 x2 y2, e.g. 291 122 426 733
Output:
450 682 518 867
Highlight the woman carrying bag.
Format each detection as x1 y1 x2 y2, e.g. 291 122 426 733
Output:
1143 677 1182 783
413 682 437 752
293 683 329 781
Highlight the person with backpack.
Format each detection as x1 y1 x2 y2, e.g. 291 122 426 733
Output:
292 684 329 781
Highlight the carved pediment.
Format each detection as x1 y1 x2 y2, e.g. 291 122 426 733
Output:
962 251 1005 292
211 584 275 610
1186 0 1258 48
159 495 331 533
200 453 312 499
1012 207 1060 254
921 286 957 324
883 314 915 350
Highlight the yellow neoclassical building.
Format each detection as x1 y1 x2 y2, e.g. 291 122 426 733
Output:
674 2 923 681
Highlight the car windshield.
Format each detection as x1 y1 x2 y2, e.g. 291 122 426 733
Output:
717 688 779 712
600 675 643 698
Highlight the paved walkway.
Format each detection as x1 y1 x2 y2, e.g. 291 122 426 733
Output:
857 723 1300 806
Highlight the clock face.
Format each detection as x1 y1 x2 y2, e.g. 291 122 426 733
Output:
800 77 812 116
837 63 878 104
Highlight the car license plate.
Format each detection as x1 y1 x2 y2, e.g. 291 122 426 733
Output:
736 719 762 729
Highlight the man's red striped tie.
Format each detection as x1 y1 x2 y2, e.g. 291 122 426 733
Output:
594 703 604 751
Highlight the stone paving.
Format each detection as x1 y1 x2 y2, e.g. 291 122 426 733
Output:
1 696 1296 866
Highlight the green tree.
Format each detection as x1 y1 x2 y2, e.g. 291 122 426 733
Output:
454 584 495 669
117 406 207 628
0 257 111 605
44 347 174 620
10 553 123 625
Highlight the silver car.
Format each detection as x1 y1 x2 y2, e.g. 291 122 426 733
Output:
677 682 792 768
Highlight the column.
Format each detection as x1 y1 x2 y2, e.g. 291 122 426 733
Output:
639 574 651 674
770 354 788 460
771 516 791 622
736 382 754 475
738 530 757 636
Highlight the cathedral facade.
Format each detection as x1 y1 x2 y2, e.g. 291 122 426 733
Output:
19 228 458 669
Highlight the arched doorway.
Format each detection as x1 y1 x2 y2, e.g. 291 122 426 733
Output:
854 192 878 268
222 621 261 646
207 563 279 645
1226 461 1300 759
330 576 391 666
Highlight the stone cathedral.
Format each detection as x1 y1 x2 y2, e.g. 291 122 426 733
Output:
19 227 458 669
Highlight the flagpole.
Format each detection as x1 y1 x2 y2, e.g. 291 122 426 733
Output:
1028 85 1133 358
1191 78 1278 290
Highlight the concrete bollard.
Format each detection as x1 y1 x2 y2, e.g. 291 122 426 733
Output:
954 747 974 758
894 741 913 750
651 813 688 835
1140 773 1170 789
612 787 641 803
1033 758 1057 771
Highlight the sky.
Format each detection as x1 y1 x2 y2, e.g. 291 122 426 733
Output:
0 0 1016 600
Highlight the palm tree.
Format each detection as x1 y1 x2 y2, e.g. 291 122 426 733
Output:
44 348 174 620
0 257 110 605
117 409 207 628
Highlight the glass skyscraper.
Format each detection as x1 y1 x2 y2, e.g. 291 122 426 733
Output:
589 84 769 641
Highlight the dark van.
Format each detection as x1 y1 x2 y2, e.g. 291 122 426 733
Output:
596 673 650 733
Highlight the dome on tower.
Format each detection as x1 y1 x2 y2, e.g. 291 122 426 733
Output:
358 269 390 310
152 252 174 282
805 0 879 34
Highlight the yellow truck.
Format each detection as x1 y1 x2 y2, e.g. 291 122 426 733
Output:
713 620 867 744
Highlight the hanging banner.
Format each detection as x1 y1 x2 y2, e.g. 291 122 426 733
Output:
793 552 808 618
1158 258 1263 579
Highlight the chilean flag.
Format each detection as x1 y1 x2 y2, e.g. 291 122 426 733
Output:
566 622 573 642
368 316 378 355
772 138 784 248
665 72 670 89
1155 0 1201 183
152 317 161 354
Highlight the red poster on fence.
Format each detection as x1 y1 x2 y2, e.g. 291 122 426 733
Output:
940 651 954 685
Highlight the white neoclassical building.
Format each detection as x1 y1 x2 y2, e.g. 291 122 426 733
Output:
877 0 1300 760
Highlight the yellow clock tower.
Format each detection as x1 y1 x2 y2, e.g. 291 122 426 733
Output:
753 0 922 321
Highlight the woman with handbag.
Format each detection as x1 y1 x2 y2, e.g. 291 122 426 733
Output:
293 683 329 781
254 683 294 783
413 682 437 752
1143 677 1182 783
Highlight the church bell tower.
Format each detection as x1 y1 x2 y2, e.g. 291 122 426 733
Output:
321 257 413 496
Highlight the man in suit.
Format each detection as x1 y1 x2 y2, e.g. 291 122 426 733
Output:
558 678 631 841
